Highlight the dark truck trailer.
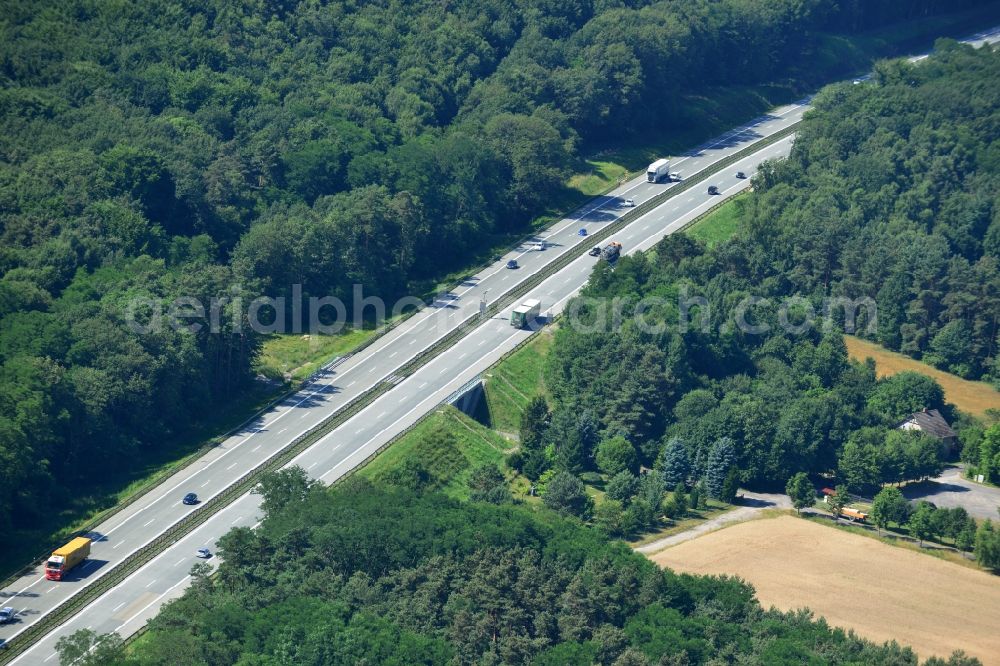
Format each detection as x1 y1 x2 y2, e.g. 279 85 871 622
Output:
601 241 622 262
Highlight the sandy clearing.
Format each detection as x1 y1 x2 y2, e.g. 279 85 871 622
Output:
650 515 1000 664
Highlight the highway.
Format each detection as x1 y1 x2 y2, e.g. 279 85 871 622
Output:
0 97 806 655
4 26 999 662
7 131 795 664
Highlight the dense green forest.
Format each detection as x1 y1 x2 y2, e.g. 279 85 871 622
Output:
517 43 1000 512
741 42 1000 381
3 0 989 543
58 469 978 665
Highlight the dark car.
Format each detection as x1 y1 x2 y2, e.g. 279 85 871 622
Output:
182 492 199 505
578 228 587 236
588 246 601 257
505 259 518 269
736 171 746 179
707 185 719 195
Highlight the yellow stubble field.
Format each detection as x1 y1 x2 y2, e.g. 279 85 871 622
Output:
844 335 1000 419
650 515 1000 664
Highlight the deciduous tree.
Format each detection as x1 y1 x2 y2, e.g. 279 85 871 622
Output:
827 484 849 520
596 435 639 477
785 472 815 515
870 486 907 536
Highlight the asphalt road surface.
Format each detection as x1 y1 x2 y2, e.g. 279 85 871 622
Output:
634 491 792 555
902 466 1000 520
4 26 1000 662
1 116 799 665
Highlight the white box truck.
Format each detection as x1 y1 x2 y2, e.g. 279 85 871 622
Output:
646 159 669 183
510 299 541 328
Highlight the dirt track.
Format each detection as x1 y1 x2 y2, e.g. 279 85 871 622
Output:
650 515 1000 664
634 491 789 554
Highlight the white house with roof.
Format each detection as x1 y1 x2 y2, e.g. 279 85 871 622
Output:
896 408 958 455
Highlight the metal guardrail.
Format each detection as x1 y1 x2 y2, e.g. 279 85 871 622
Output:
0 263 430 591
115 324 560 656
444 376 484 406
0 119 802 664
0 352 365 590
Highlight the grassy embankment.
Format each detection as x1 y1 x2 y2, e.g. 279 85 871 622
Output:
684 195 746 248
358 406 515 501
557 2 1000 207
482 330 555 434
256 329 380 382
420 3 1000 297
356 333 554 503
360 326 740 541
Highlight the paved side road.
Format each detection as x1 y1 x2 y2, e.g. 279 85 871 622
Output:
635 491 791 555
637 464 1000 559
902 467 1000 520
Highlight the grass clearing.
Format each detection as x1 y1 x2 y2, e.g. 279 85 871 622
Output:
358 406 514 500
483 331 554 433
567 160 631 197
557 3 1000 205
20 0 1000 595
684 195 745 248
651 515 1000 665
567 83 796 196
845 335 1000 419
257 328 381 382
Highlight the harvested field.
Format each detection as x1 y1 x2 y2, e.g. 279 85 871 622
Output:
845 335 1000 419
650 515 1000 664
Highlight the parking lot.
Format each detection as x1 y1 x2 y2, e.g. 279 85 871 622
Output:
903 466 1000 519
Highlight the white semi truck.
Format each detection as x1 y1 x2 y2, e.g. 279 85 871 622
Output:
646 158 670 183
510 299 541 328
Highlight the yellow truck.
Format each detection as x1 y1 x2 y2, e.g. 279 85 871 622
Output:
45 537 91 580
839 507 868 523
